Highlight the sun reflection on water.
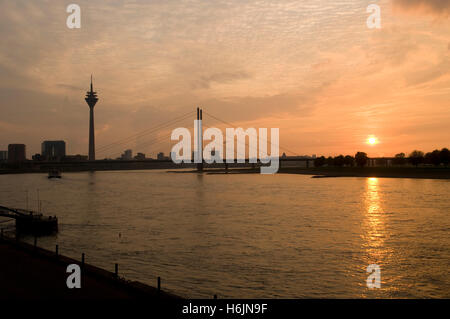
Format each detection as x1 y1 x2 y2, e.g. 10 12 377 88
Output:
363 177 386 258
362 177 401 296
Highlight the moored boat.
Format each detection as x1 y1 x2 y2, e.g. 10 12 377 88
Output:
48 169 61 179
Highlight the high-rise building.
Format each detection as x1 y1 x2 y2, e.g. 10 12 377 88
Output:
85 75 99 161
121 149 132 160
41 140 66 160
8 144 26 163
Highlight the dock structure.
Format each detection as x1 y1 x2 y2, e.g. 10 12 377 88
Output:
0 206 58 235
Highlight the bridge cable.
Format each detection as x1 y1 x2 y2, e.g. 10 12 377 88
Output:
202 111 300 156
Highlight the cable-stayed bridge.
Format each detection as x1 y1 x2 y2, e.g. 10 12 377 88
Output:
95 108 303 166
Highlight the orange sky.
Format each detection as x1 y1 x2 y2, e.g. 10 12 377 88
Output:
0 0 449 158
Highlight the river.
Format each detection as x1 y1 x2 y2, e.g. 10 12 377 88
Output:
0 170 449 298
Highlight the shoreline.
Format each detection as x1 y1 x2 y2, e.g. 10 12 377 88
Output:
0 235 182 299
193 166 450 179
2 166 450 180
277 166 450 179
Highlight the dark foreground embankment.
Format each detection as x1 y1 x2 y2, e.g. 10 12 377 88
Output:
0 236 182 299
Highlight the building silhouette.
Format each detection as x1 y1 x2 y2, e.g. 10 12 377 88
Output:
32 153 43 161
85 75 99 161
41 140 66 161
134 152 146 161
121 149 132 160
0 150 7 162
8 144 26 163
157 152 169 160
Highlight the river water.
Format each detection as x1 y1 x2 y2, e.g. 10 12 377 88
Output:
0 170 449 298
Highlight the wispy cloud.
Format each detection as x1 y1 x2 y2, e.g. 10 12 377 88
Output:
0 0 449 156
393 0 450 16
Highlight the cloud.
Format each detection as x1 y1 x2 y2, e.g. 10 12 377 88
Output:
406 59 450 86
1 0 449 156
57 84 84 91
393 0 450 16
195 71 251 89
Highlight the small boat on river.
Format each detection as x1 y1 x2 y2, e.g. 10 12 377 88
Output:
48 169 62 179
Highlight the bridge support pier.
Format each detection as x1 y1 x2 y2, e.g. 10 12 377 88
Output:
158 277 161 293
196 107 203 173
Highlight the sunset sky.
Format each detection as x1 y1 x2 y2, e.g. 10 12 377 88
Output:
0 0 449 158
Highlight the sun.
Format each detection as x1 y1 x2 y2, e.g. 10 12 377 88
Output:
367 136 378 145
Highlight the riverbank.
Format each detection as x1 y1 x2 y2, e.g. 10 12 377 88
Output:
0 159 194 175
279 166 450 179
3 164 450 179
0 235 182 299
202 166 450 179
